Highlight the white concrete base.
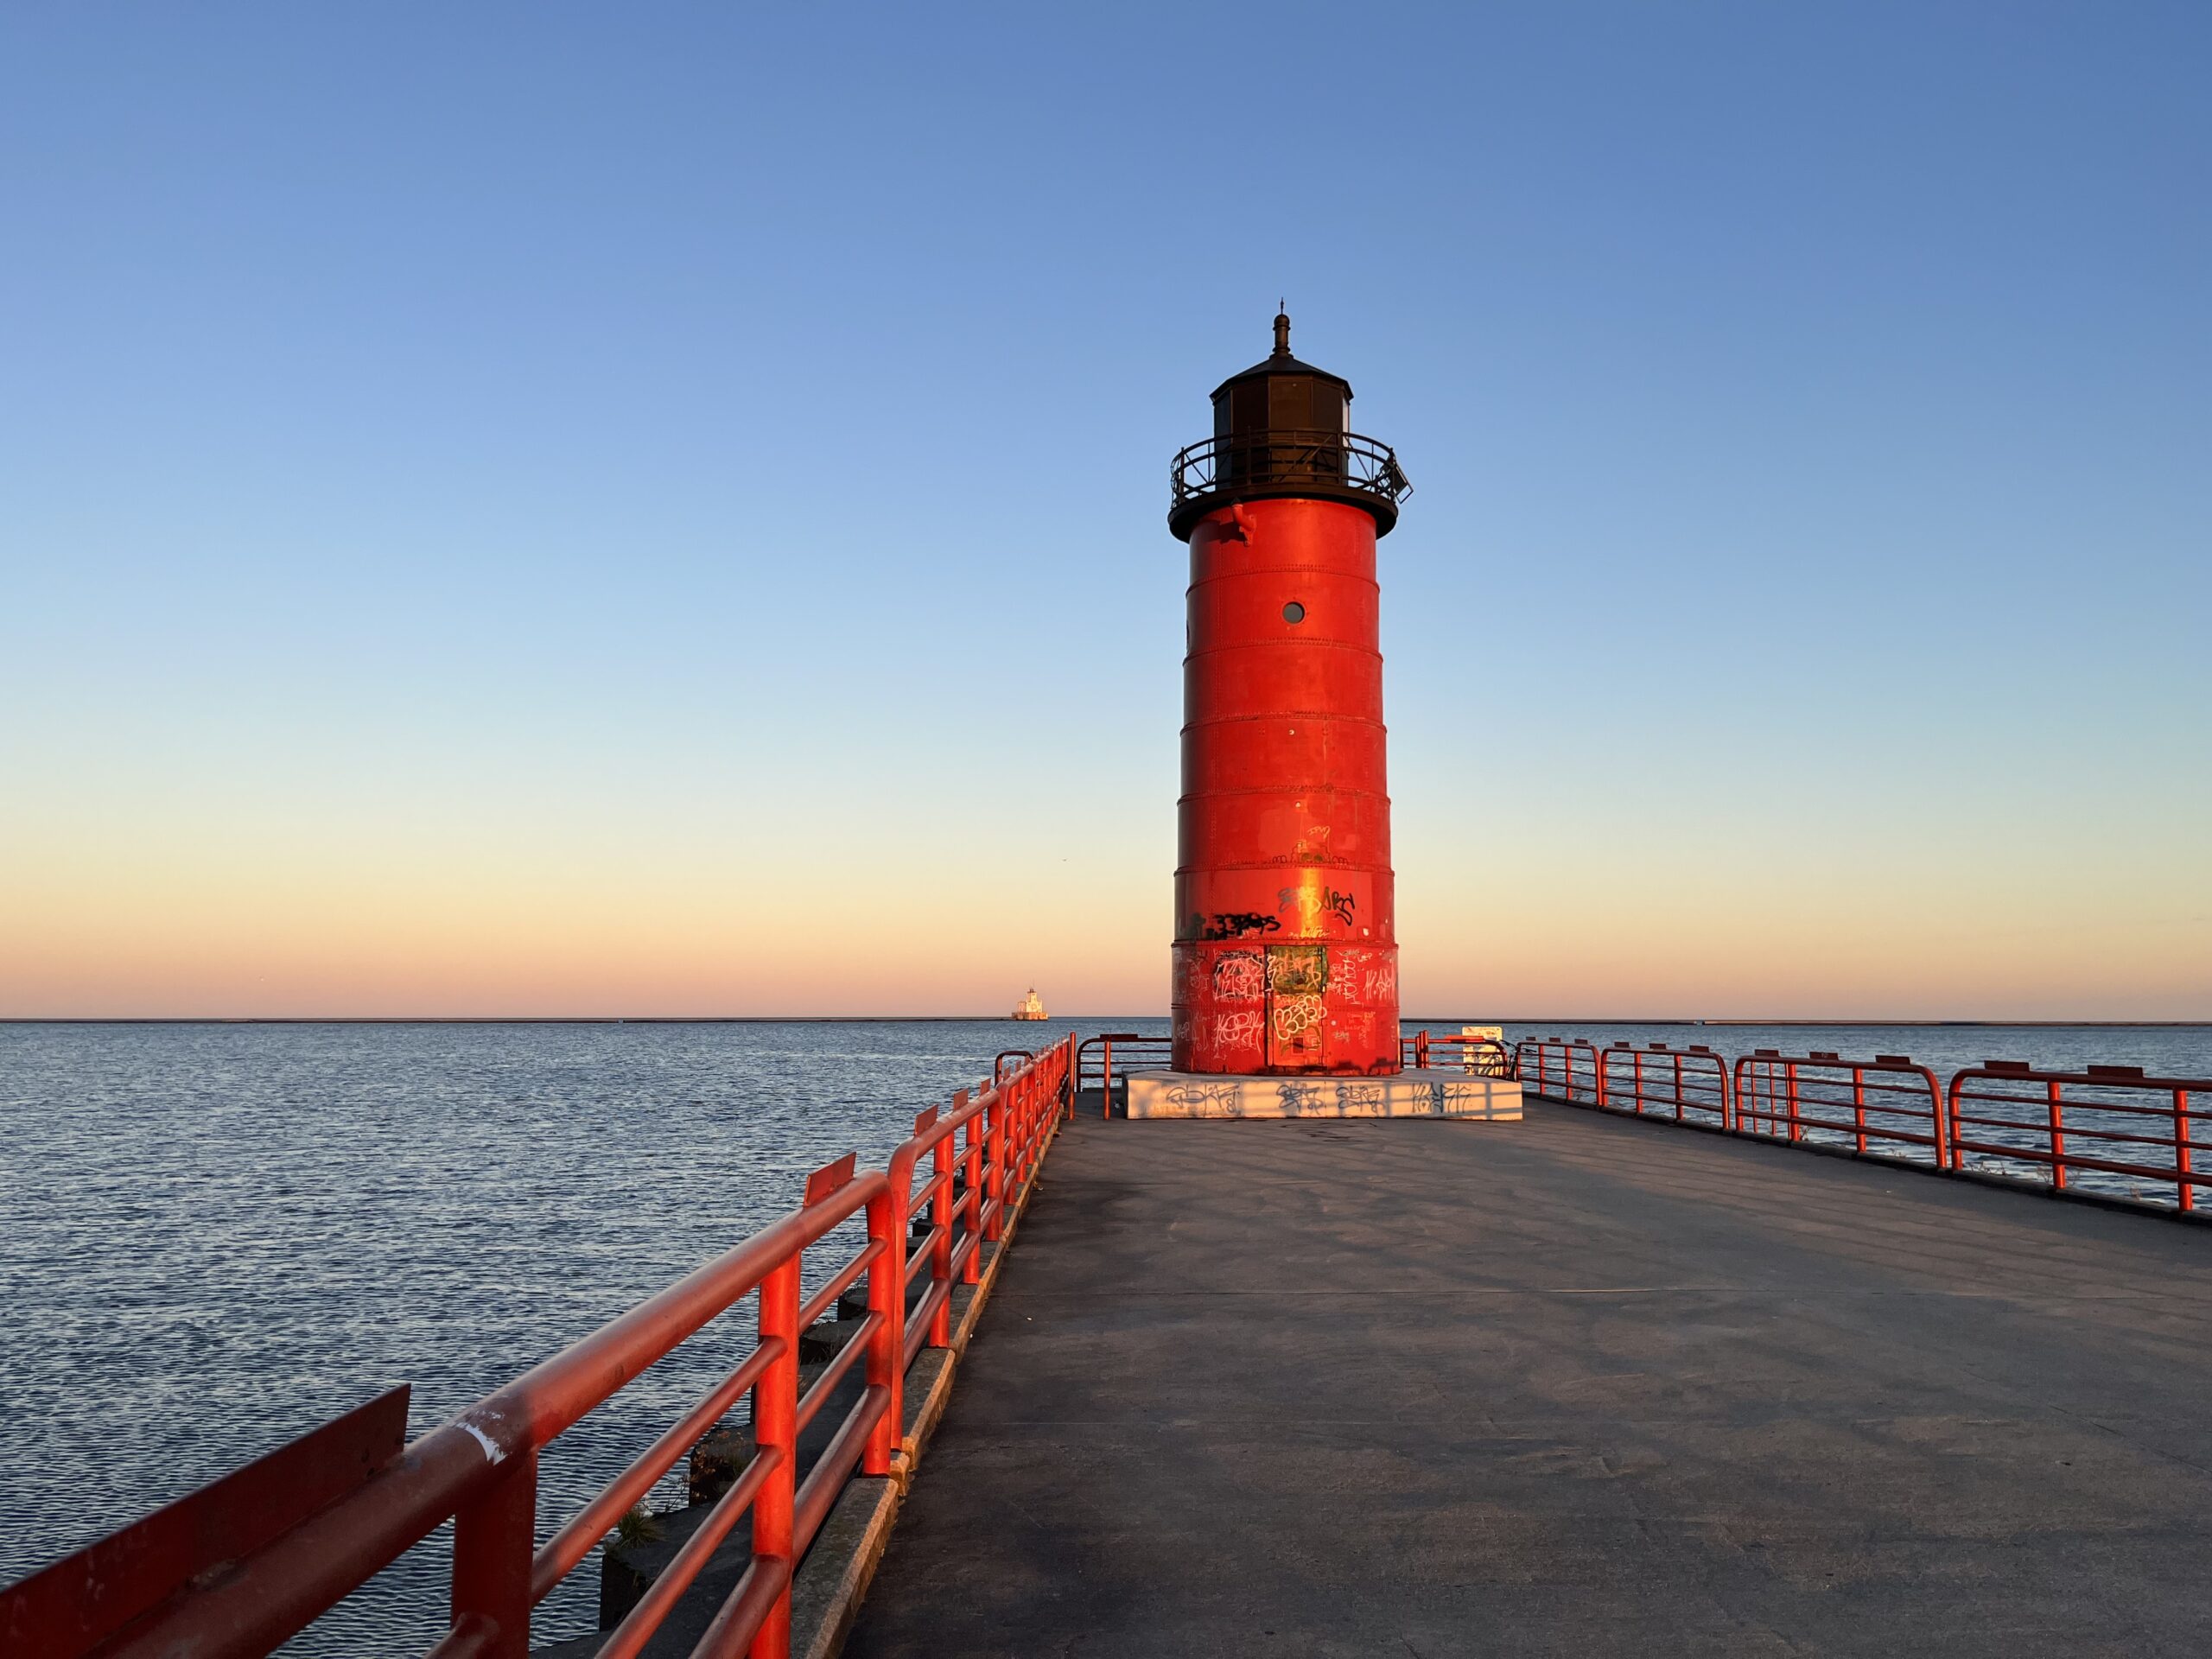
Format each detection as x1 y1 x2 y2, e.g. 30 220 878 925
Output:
1124 1069 1523 1122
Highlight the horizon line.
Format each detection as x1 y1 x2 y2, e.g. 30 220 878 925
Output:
1 1016 2205 1028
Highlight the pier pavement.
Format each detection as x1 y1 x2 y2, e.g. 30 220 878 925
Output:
846 1101 2212 1656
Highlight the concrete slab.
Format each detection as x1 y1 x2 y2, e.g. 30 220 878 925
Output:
1124 1067 1522 1120
846 1103 2212 1657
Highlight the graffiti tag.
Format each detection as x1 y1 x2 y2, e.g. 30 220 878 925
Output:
1276 886 1358 927
1211 1009 1264 1049
1266 945 1329 996
1201 912 1280 941
1211 950 1266 1002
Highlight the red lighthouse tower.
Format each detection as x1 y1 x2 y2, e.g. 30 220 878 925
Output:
1168 312 1412 1077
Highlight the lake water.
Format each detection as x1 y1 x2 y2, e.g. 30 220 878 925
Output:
3 1016 2207 1651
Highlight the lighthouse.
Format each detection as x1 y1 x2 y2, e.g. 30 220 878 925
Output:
1167 311 1407 1077
1131 312 1518 1119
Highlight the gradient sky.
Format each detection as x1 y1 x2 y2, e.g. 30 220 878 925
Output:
2 3 2206 1019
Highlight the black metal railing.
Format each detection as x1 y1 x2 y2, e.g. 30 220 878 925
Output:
1170 429 1410 518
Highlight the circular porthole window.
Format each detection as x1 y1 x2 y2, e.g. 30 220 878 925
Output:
1282 601 1306 624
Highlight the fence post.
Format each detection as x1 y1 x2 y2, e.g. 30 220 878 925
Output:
863 1177 900 1478
1029 1072 1044 1178
451 1446 538 1659
960 1113 983 1287
749 1256 800 1658
1853 1067 1867 1154
1786 1062 1802 1143
2177 1092 2194 1221
873 1140 917 1477
1101 1038 1115 1120
930 1093 960 1344
986 1087 1008 1242
2047 1079 2068 1192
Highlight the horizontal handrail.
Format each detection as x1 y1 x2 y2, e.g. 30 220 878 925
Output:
1948 1063 2205 1211
1516 1033 2209 1218
4 1037 1077 1659
1736 1052 1947 1166
1401 1030 1514 1077
1605 1042 1733 1131
1077 1033 1173 1118
1516 1038 1604 1106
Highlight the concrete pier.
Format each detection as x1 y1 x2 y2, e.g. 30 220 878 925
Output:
846 1102 2212 1656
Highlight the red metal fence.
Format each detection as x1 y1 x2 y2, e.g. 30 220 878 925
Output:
1401 1030 1513 1076
1947 1062 2205 1211
1599 1042 1732 1130
1077 1033 1173 1117
3 1038 1076 1659
1515 1039 1602 1105
1514 1033 2209 1218
1734 1051 1948 1167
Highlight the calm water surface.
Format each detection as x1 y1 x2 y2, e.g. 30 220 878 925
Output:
3 1017 2206 1650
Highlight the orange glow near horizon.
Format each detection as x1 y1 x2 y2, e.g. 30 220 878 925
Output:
4 794 2203 1020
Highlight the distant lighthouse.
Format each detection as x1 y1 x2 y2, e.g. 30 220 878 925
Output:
1166 311 1410 1077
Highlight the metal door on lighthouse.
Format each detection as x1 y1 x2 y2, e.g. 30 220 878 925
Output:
1264 944 1328 1070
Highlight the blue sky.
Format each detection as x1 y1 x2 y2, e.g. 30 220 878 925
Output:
1 3 2205 1017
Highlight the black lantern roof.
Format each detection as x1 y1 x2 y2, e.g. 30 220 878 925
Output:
1168 311 1409 542
1210 311 1353 401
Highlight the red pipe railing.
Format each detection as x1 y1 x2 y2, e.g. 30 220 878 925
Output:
3 1037 1077 1659
1734 1051 1948 1166
1515 1033 2207 1218
1600 1042 1732 1130
1947 1062 2206 1211
1515 1038 1603 1105
1076 1033 1173 1117
1400 1030 1514 1076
